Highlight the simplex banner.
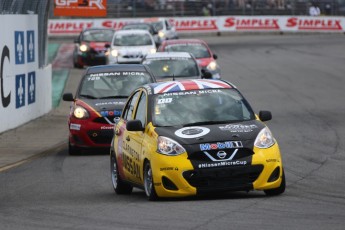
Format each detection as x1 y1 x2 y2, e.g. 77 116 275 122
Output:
48 16 345 36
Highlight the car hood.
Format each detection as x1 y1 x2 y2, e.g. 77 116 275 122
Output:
113 46 154 54
77 98 127 115
87 41 109 51
196 58 214 68
154 120 265 147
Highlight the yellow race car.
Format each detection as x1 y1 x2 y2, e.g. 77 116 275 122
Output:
110 79 285 200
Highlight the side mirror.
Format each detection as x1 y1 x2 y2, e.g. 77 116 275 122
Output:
105 44 111 49
259 111 272 122
213 54 218 60
126 119 144 132
201 69 212 79
62 93 74 102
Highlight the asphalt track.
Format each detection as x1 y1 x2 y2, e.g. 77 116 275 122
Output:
1 34 345 229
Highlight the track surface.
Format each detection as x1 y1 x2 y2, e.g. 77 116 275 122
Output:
1 34 345 230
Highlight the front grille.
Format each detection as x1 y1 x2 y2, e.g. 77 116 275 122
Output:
183 165 263 193
87 129 114 144
189 148 254 162
93 116 117 124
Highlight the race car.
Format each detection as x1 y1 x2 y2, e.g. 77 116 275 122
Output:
62 64 156 155
120 22 160 47
106 29 157 64
110 79 285 200
73 28 115 68
142 18 178 45
158 39 221 79
141 52 212 81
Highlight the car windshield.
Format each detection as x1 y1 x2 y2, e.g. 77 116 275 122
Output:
151 21 163 31
164 43 211 58
82 30 114 42
142 57 199 79
78 72 153 98
113 33 153 46
122 24 152 33
152 89 255 127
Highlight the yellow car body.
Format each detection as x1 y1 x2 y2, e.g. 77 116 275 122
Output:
110 79 285 200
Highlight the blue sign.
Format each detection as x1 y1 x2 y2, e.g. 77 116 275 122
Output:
16 74 26 108
15 31 25 65
28 71 36 104
27 30 35 63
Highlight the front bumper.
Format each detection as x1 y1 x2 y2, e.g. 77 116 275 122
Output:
150 144 283 198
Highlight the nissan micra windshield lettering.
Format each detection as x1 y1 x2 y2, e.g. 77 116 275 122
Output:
152 89 255 127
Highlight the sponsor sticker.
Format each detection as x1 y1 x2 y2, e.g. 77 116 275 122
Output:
219 124 258 132
70 123 81 130
174 126 210 138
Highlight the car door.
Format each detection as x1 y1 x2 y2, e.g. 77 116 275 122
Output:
125 91 148 184
115 90 141 182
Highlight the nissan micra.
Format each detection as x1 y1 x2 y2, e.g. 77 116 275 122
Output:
110 79 285 200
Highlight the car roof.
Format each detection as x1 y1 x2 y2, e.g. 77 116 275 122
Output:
162 39 206 45
85 64 151 74
114 29 151 35
82 27 115 32
144 52 193 59
144 79 235 95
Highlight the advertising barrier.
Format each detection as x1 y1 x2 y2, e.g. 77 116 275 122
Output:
48 16 345 37
0 15 52 133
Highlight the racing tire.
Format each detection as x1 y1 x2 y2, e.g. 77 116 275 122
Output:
110 151 133 194
144 161 158 201
264 169 286 196
68 141 81 155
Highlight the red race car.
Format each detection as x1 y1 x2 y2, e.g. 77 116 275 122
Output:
158 39 220 79
63 64 156 154
73 28 115 68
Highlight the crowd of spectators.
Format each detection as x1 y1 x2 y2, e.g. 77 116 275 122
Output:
107 0 343 16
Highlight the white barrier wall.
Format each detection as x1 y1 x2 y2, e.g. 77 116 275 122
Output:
48 16 345 36
0 15 52 133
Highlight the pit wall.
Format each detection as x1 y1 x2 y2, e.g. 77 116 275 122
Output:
0 15 52 133
48 16 345 36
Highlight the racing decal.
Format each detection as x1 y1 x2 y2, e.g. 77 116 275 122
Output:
160 167 179 171
95 101 125 106
175 126 210 139
198 160 247 168
219 124 258 133
70 123 81 130
89 72 146 78
200 141 243 151
122 140 141 180
153 79 231 94
100 110 121 117
157 98 173 104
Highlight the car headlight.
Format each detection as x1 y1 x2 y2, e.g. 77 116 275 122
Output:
206 61 217 71
150 48 156 54
254 127 275 148
111 49 119 57
157 136 186 156
79 44 88 52
158 31 165 38
73 106 89 119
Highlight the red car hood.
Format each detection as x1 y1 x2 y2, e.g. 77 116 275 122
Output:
196 57 214 68
87 41 109 51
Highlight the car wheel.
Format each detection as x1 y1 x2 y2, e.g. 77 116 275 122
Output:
68 141 81 155
73 55 83 69
110 151 133 194
264 169 286 196
144 161 158 201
